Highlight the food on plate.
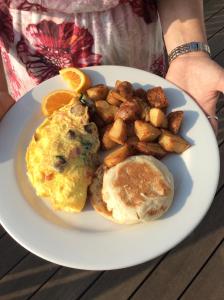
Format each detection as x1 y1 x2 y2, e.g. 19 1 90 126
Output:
27 68 192 221
108 118 127 145
116 81 133 99
90 155 174 224
167 111 184 134
134 88 147 101
86 84 109 101
95 100 118 123
134 120 161 142
102 124 117 150
115 101 141 121
59 67 91 92
134 142 167 159
159 130 191 153
107 90 122 106
89 165 114 222
42 90 79 116
147 86 169 108
104 144 131 168
26 102 100 212
149 108 168 128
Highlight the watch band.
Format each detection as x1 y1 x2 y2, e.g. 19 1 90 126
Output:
168 42 211 64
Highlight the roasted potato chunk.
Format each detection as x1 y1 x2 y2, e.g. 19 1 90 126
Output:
110 90 128 103
149 108 168 128
143 106 151 122
115 80 122 90
159 130 191 153
167 111 184 134
133 97 149 118
95 101 118 123
104 144 130 168
107 90 122 106
102 125 117 150
109 118 127 145
147 86 169 109
134 120 161 142
134 88 147 101
135 142 167 159
115 101 141 121
87 84 109 101
116 81 133 99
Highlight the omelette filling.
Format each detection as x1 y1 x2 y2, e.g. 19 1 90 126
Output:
26 103 100 212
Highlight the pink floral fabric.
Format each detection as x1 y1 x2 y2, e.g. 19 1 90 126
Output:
0 0 165 101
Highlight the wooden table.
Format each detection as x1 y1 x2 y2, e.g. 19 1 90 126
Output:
0 1 224 299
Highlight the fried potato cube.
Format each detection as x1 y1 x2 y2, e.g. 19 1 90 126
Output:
167 111 184 134
159 130 191 153
109 118 127 145
87 84 109 101
102 125 117 150
133 97 149 119
147 87 169 108
135 142 167 159
143 106 151 122
107 90 122 106
110 90 128 103
104 144 130 168
95 101 118 123
134 120 161 142
115 101 141 121
116 81 133 99
115 80 122 90
134 88 147 101
149 108 168 128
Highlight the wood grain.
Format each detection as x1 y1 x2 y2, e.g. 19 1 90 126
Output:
181 240 224 300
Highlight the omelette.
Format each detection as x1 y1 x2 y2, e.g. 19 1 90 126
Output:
26 102 100 212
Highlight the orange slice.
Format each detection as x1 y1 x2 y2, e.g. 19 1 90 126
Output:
42 90 79 116
59 67 91 93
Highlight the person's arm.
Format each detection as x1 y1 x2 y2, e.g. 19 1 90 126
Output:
158 0 224 132
158 0 207 53
0 55 15 119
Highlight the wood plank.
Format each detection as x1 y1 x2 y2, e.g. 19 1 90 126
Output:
29 268 102 300
204 0 224 21
181 240 224 300
214 49 224 68
130 183 224 300
205 8 224 39
0 225 5 237
0 235 28 279
217 105 224 145
78 257 162 300
0 255 59 300
209 27 224 57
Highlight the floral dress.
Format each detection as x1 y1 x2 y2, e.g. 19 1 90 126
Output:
0 0 165 101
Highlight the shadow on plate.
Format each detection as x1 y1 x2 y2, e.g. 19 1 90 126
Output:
162 153 193 219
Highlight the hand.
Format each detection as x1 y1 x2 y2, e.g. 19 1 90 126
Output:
0 91 15 120
166 53 224 134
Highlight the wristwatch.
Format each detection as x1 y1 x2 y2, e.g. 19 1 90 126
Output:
168 42 211 64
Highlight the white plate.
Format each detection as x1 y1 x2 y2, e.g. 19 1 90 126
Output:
0 66 220 270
